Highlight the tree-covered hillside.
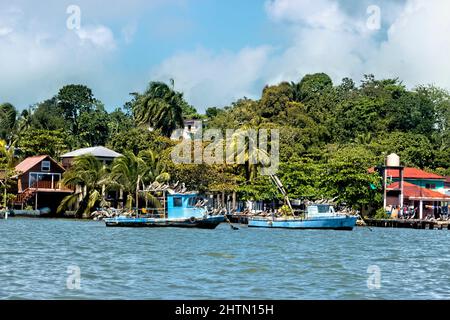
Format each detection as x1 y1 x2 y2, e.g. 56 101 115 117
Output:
1 73 450 213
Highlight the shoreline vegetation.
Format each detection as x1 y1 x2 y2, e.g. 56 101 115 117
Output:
1 73 450 219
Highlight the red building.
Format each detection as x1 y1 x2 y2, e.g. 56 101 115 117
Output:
370 165 450 219
12 155 74 213
386 181 449 219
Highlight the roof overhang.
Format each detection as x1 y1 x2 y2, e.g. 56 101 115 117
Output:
408 196 450 201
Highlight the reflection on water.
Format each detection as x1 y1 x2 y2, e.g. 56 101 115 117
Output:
1 218 450 299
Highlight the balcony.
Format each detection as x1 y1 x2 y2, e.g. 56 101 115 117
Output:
29 180 74 192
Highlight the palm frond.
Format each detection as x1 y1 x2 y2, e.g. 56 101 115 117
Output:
85 190 101 215
57 192 81 213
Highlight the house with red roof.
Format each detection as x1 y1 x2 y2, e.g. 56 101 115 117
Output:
370 165 450 219
384 167 446 193
12 155 73 213
444 176 450 196
369 167 446 192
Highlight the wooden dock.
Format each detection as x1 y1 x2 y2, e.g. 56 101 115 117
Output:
365 218 450 230
227 213 250 224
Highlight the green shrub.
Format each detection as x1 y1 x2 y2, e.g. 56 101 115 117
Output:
279 204 293 216
374 207 390 219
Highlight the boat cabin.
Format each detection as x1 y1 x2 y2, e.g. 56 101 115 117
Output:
307 204 336 218
166 193 207 219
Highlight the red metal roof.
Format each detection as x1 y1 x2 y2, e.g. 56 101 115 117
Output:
388 181 449 200
15 155 65 174
369 167 444 180
15 155 48 174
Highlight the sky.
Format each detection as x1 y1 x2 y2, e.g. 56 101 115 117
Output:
1 0 449 112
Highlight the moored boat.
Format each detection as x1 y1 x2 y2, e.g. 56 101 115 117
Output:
248 204 357 230
104 193 224 229
105 215 224 229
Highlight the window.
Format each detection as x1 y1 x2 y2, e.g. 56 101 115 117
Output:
173 197 183 207
188 197 203 207
317 205 330 213
41 161 50 172
426 183 436 189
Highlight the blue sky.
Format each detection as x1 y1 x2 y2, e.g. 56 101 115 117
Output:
1 0 449 112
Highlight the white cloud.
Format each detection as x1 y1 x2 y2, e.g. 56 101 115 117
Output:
152 0 450 111
0 2 119 108
265 0 450 90
265 0 347 30
0 27 13 37
150 46 272 108
2 0 450 113
150 0 380 110
0 0 184 110
373 0 450 88
263 0 379 85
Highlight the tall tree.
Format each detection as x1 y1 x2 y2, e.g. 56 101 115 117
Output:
321 145 382 212
17 129 68 158
132 81 185 137
259 82 294 119
29 98 66 131
298 73 333 102
0 103 17 144
108 107 134 138
57 84 96 137
109 150 169 209
0 139 16 209
77 102 110 147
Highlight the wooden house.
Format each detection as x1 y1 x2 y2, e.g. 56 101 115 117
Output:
13 155 73 213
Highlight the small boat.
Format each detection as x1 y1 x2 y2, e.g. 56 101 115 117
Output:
248 204 357 230
104 193 224 229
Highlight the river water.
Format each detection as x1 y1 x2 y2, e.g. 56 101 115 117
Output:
1 218 450 299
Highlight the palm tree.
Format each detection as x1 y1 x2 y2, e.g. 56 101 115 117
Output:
0 103 17 145
109 150 170 210
57 155 109 218
8 107 34 145
132 81 184 137
289 81 302 102
229 125 273 181
16 107 34 134
0 139 16 209
228 127 293 213
354 132 373 145
139 149 170 183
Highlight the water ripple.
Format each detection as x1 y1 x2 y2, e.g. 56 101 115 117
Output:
1 218 450 299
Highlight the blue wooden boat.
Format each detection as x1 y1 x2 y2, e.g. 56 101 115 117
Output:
248 204 357 230
104 193 224 229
